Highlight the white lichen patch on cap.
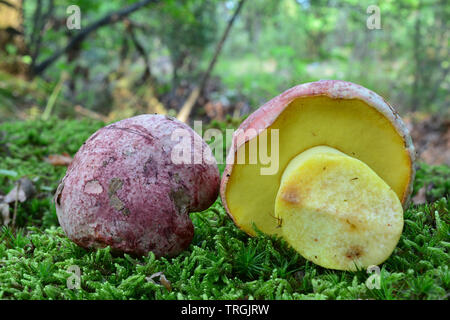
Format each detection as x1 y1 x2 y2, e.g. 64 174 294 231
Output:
84 180 103 195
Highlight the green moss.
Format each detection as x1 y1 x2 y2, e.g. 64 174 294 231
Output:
0 118 448 300
0 118 104 228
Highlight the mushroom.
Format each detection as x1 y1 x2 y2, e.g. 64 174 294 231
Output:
55 114 220 257
221 80 415 270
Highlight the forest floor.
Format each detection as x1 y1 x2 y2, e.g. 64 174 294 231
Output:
0 118 448 300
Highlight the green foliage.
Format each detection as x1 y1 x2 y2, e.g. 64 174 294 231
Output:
3 0 448 119
216 0 449 113
0 119 449 300
152 0 220 80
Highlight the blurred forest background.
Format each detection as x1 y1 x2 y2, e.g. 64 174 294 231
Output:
0 1 449 301
0 0 449 164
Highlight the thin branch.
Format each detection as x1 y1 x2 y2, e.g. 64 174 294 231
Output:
198 0 246 96
125 19 153 85
32 0 158 76
177 0 247 123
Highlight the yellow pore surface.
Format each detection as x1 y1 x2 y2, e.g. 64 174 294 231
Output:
275 146 403 270
225 96 412 236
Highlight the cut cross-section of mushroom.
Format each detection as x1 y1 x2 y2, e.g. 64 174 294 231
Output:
220 80 415 270
275 146 404 270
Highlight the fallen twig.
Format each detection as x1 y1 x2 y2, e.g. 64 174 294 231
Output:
177 0 247 123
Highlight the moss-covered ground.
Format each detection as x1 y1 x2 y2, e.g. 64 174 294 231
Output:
0 118 448 300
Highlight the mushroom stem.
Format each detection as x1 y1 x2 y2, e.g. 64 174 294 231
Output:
274 145 404 270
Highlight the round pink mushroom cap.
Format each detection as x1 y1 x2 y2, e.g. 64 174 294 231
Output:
55 114 220 257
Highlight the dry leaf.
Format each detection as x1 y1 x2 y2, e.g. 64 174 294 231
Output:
159 274 172 292
146 272 172 292
45 153 73 166
4 178 36 204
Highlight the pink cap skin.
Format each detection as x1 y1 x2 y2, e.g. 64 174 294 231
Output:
55 114 219 257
